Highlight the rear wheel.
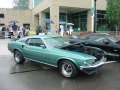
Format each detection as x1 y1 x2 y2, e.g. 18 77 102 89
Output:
14 50 25 64
59 60 78 78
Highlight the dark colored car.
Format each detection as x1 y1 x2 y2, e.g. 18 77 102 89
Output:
69 33 120 60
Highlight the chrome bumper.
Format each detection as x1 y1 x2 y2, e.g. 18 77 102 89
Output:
79 57 106 74
80 61 106 70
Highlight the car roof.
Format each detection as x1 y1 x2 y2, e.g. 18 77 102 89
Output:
27 35 61 39
76 33 110 41
89 33 109 36
17 35 62 42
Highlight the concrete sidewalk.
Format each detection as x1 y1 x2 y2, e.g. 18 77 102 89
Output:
0 39 12 56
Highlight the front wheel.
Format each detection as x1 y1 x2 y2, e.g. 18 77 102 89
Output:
59 60 78 78
14 50 25 64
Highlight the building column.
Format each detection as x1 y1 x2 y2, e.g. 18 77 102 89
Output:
34 14 39 29
29 0 33 9
50 5 59 34
87 10 94 32
39 12 46 27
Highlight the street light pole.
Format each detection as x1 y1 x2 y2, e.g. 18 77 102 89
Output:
94 0 97 33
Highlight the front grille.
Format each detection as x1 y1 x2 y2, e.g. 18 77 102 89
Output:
93 56 104 64
93 58 101 64
84 48 104 64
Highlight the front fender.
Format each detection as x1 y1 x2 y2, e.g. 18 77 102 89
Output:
57 57 83 68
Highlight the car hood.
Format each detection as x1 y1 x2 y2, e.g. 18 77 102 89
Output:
116 40 120 45
69 38 88 43
51 48 96 61
56 42 104 62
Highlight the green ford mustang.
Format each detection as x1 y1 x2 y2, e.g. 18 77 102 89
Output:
8 35 106 78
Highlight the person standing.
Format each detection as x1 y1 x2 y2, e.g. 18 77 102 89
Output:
0 26 2 31
21 27 26 37
35 25 42 35
8 25 13 38
25 25 29 36
60 25 64 37
69 26 73 36
43 26 48 35
55 25 59 33
12 23 18 38
1 26 6 39
47 24 51 35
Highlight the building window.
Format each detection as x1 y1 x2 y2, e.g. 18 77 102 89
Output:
59 13 67 21
0 14 4 18
46 13 50 19
67 11 87 32
79 11 87 31
0 24 5 26
97 10 109 31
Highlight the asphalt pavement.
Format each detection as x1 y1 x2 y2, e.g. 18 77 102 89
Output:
0 39 120 90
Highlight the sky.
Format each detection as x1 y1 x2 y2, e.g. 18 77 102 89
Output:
0 0 13 8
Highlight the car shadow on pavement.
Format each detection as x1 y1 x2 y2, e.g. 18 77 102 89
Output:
10 61 55 74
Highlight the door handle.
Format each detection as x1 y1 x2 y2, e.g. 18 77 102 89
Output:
22 45 24 48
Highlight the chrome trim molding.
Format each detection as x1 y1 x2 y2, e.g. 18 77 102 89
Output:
80 62 105 70
24 57 58 67
57 57 77 65
80 57 106 70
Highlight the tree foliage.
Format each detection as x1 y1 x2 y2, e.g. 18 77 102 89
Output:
106 0 120 25
13 0 29 10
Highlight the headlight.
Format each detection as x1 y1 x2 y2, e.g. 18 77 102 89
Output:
83 59 95 65
83 61 87 64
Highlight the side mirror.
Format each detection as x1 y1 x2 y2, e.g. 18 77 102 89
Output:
103 40 109 44
40 45 46 49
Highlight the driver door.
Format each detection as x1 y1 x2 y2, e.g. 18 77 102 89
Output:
22 38 48 63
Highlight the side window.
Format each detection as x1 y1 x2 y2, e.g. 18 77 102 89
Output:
79 36 88 40
25 39 30 45
28 38 45 47
95 37 108 43
88 36 99 41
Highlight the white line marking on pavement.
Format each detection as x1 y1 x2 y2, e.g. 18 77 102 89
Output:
105 61 117 64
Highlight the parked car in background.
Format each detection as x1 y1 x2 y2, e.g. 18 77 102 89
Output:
8 35 106 78
117 35 120 40
69 33 120 60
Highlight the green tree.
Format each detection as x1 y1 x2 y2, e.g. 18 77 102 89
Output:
106 0 120 32
13 0 29 10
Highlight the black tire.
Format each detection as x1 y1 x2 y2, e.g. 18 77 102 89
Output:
118 55 120 62
59 60 78 78
14 50 25 64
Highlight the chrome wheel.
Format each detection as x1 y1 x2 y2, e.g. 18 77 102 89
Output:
15 52 21 63
59 60 78 78
62 62 73 77
14 50 25 64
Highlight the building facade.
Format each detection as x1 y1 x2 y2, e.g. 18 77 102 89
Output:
0 0 107 33
32 0 107 33
0 8 33 29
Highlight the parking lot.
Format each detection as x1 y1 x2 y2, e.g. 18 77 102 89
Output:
0 39 120 90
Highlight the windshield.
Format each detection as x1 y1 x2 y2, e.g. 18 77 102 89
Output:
44 37 69 47
107 35 119 42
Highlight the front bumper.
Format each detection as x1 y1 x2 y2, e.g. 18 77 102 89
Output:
80 57 106 74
